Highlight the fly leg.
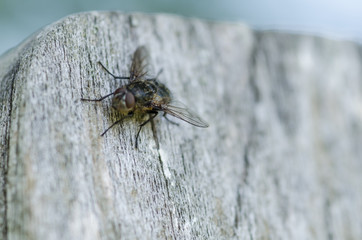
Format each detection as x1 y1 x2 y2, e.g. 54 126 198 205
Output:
81 61 130 101
146 69 163 81
135 111 158 148
100 112 134 136
163 112 179 126
101 119 123 137
81 91 115 102
98 61 130 80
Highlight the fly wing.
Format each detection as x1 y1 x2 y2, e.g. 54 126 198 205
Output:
160 103 209 128
129 46 150 82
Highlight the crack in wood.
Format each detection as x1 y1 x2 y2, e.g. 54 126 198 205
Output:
1 59 20 240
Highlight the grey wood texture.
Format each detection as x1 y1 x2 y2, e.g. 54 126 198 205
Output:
1 11 361 240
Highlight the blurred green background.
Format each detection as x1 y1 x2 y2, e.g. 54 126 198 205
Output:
1 0 362 55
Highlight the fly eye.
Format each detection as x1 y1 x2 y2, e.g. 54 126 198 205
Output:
125 92 135 108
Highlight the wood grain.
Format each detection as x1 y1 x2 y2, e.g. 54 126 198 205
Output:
1 12 361 240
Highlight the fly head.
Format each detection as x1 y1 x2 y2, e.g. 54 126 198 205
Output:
112 87 135 115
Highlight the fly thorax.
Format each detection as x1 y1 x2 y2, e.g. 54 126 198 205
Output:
112 87 135 114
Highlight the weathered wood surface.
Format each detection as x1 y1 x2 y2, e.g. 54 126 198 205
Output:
1 12 362 240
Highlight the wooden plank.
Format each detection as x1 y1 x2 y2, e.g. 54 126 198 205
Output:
1 12 361 240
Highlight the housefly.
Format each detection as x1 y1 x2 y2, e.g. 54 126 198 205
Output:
81 46 209 148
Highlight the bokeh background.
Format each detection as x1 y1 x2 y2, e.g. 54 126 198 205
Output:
1 0 362 55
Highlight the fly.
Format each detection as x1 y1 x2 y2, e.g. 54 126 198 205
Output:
81 46 209 148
